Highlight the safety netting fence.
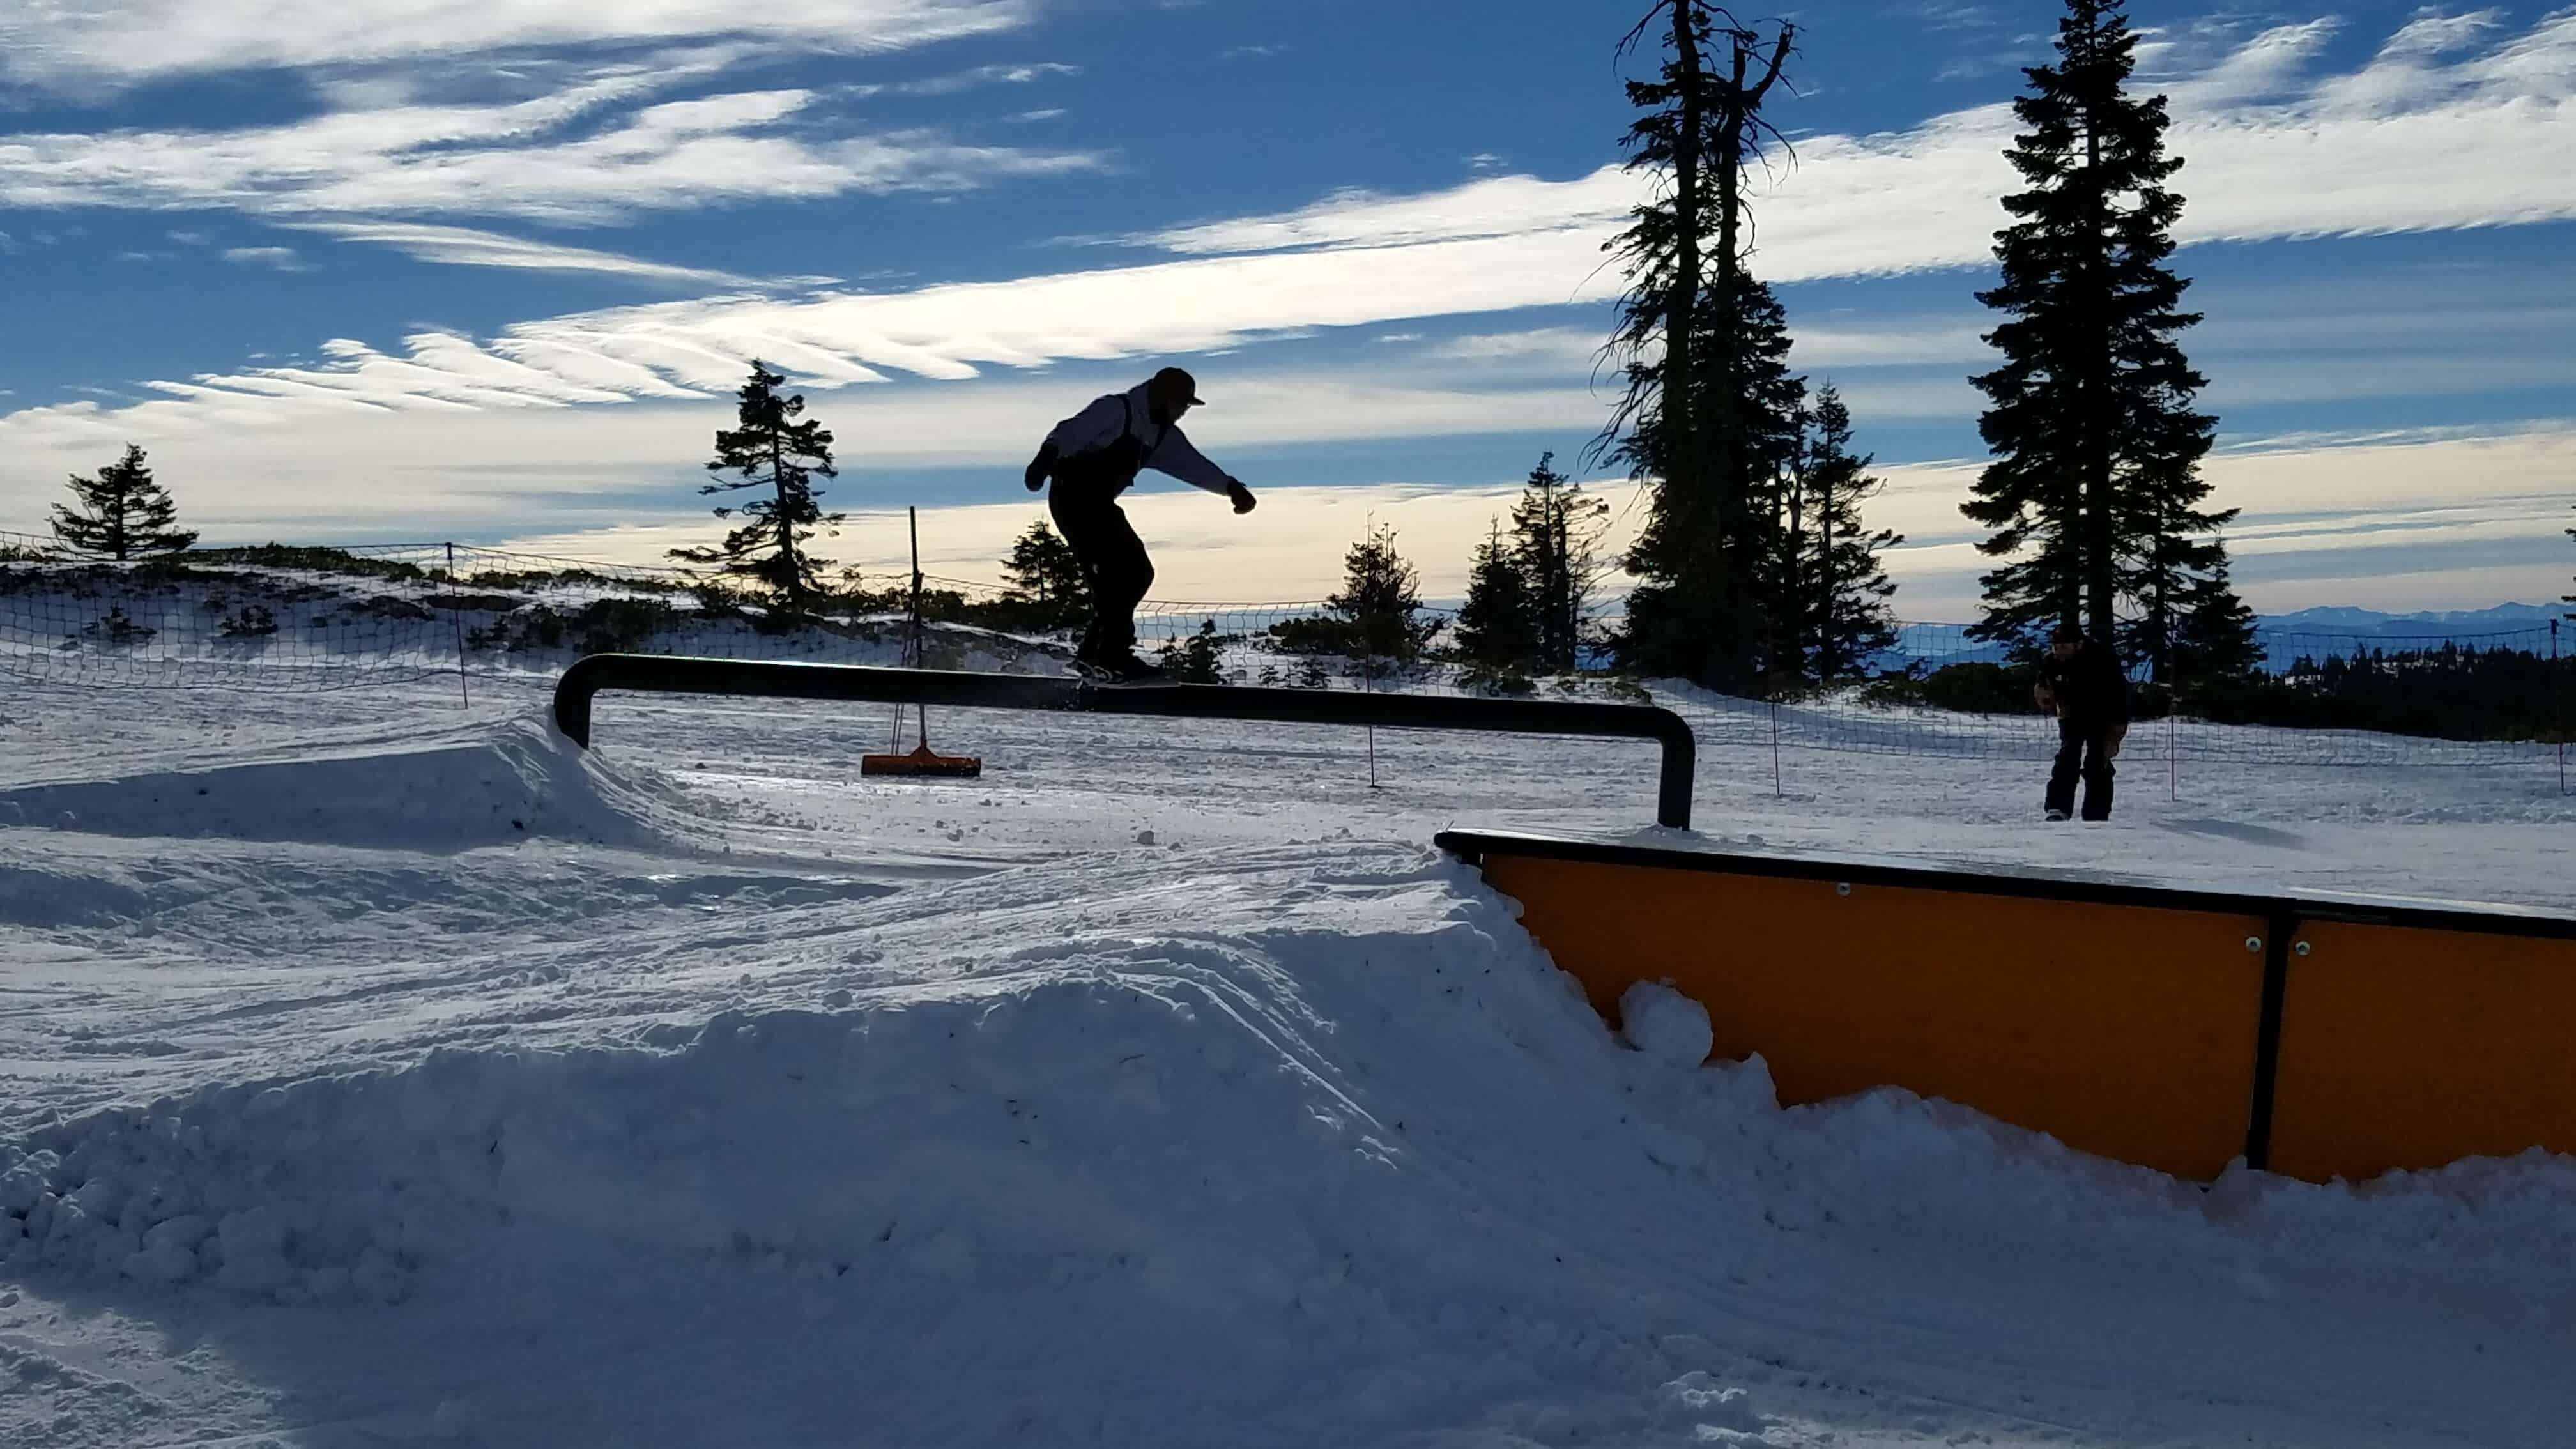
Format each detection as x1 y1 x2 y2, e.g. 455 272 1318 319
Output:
3 532 2568 779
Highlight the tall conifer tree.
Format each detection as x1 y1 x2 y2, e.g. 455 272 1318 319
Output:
1455 521 1540 671
670 361 843 610
1598 4 1795 689
1785 385 1901 681
1506 452 1612 673
52 445 196 560
2170 556 2261 689
1327 521 1441 662
1963 0 2243 666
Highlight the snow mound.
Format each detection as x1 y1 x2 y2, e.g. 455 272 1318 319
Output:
0 714 677 850
0 859 1816 1439
7 847 2575 1443
1620 979 1713 1066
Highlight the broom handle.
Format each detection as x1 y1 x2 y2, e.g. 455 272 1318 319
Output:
909 507 930 748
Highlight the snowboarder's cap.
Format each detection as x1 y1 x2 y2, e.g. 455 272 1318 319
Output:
1150 366 1204 406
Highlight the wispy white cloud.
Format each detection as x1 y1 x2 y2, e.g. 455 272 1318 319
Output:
288 220 827 288
4 10 2572 469
0 76 1107 224
1413 320 1989 373
853 61 1077 97
1133 12 2576 272
0 1 1032 89
220 244 311 271
1906 3 1998 34
2152 19 2342 107
0 227 1624 446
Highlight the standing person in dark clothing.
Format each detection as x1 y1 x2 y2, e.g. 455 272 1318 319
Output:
1024 366 1256 681
2034 625 2130 821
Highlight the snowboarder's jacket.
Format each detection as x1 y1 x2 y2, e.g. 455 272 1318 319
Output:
2037 639 2130 728
1036 383 1235 500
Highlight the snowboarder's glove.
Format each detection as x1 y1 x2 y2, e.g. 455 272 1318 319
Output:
1227 479 1256 515
1025 445 1057 492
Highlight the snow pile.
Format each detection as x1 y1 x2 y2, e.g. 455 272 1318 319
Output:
3 858 1805 1440
7 843 2575 1443
0 714 679 850
1 1096 445 1302
1619 979 1713 1066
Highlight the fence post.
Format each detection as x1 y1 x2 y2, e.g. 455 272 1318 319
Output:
2555 618 2565 795
2168 705 2178 802
1769 698 1783 797
447 542 470 709
1363 651 1380 790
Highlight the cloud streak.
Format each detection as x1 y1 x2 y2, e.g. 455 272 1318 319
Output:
0 1 1031 89
1136 12 2576 273
0 77 1106 224
219 245 310 271
288 221 827 288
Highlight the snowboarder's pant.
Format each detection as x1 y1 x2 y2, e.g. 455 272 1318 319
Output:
2047 719 2117 821
1049 482 1153 663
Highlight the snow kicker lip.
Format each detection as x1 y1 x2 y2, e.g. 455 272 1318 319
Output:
0 716 669 852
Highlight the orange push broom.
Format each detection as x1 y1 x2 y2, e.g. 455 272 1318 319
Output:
862 507 983 780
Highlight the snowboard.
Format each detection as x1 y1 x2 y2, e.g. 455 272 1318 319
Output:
1070 659 1175 687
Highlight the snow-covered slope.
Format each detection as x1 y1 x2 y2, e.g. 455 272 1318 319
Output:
3 678 2573 1446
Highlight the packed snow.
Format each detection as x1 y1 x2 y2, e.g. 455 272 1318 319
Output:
1 669 2572 1446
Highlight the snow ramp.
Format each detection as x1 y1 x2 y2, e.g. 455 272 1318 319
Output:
7 845 2576 1446
0 712 685 850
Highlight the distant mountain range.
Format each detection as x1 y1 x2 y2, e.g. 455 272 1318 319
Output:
1871 602 2570 674
2257 602 2569 638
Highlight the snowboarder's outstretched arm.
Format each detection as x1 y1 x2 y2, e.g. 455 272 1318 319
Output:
1147 427 1255 513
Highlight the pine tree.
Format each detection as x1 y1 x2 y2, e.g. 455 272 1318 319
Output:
1710 276 1809 678
2122 489 2241 682
52 445 197 560
2170 556 2260 690
669 361 843 610
1788 384 1902 681
1506 451 1613 673
1157 618 1227 684
1616 273 1808 685
1001 521 1087 631
1963 0 2226 664
1597 4 1797 689
1327 521 1441 662
1455 521 1540 670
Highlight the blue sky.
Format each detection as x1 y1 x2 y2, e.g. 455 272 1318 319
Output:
2 1 2572 617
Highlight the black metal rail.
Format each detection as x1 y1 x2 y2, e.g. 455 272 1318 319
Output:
553 654 1698 828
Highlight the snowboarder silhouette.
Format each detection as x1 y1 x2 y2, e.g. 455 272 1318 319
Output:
1025 367 1255 681
2034 625 2131 821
